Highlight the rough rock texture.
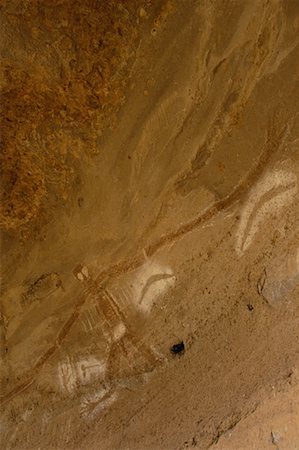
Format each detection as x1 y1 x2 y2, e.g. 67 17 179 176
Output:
1 0 299 449
0 0 141 233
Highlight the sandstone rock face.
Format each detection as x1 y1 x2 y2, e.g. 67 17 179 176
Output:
1 1 299 449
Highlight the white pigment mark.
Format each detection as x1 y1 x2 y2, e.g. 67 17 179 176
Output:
58 355 106 394
235 169 297 256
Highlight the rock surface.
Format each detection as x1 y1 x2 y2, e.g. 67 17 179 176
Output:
1 1 299 449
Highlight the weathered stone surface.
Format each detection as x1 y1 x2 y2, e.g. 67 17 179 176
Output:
1 1 299 448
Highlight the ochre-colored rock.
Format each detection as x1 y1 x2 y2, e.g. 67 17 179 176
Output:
1 1 299 449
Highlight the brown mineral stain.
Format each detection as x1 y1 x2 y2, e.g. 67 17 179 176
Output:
0 0 141 235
